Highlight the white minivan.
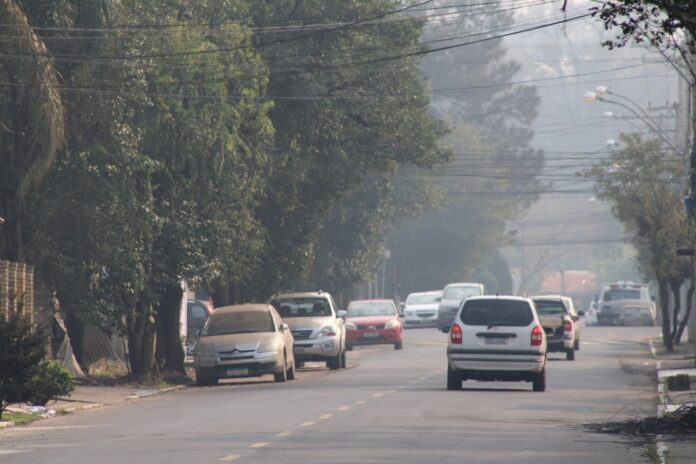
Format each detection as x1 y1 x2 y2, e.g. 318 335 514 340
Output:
445 296 547 392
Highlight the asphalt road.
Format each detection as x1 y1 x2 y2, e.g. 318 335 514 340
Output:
0 325 660 464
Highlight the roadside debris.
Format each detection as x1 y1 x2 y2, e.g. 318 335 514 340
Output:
586 405 696 435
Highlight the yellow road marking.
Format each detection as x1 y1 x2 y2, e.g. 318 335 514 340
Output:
220 455 240 461
277 431 293 437
249 442 269 449
338 406 351 411
355 400 366 405
319 414 333 420
301 421 316 427
372 393 383 398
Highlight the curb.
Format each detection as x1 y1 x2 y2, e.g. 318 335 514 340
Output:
649 339 669 464
126 384 187 400
0 421 14 429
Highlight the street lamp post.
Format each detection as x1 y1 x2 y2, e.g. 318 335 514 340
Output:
584 87 686 156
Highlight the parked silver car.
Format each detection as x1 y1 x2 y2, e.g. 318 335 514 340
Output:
194 304 296 386
270 291 347 370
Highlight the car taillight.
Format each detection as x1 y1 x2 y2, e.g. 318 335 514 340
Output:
564 319 573 333
450 323 462 344
531 325 543 346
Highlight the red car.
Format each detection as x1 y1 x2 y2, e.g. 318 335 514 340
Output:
344 299 403 350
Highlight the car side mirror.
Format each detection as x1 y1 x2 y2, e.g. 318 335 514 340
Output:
337 310 347 319
280 323 289 331
441 326 451 334
398 313 405 318
577 310 585 317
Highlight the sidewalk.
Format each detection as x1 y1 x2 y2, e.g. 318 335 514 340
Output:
0 382 188 429
651 340 696 464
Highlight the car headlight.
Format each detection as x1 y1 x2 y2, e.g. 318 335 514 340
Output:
318 325 338 337
257 342 277 354
345 322 358 331
385 320 400 329
195 343 216 357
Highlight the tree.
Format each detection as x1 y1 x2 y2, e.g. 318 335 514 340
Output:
0 0 65 262
223 0 448 302
0 313 46 420
586 133 690 352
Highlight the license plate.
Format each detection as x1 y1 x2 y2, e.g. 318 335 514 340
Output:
484 337 508 345
363 332 379 338
226 368 248 377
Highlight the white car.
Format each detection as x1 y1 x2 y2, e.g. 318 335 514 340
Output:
402 291 442 328
445 296 547 392
269 291 347 370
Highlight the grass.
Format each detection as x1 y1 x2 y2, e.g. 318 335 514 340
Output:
649 336 696 362
1 411 43 426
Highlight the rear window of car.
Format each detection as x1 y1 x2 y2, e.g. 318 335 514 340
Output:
532 300 566 316
271 298 332 317
203 311 274 336
603 289 640 301
460 300 533 327
347 302 395 317
406 294 441 305
444 285 482 300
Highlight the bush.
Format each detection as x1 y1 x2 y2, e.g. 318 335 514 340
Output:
0 313 46 420
26 360 75 406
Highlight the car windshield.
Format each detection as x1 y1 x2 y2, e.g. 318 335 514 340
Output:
347 302 395 317
460 300 533 327
603 289 641 301
533 300 566 316
271 298 333 317
406 294 441 305
203 311 274 336
444 285 482 300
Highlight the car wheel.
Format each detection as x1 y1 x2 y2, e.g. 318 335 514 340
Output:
574 338 580 351
286 359 296 381
532 368 546 392
274 358 288 383
394 340 403 350
566 348 575 361
446 366 461 391
327 353 341 370
296 361 305 369
346 344 353 351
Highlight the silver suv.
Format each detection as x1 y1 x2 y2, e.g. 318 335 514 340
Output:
445 296 547 392
437 282 485 331
269 292 347 370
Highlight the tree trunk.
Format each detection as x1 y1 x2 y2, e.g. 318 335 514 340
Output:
64 310 85 369
155 283 185 374
670 280 682 341
658 277 673 353
127 299 157 380
674 279 695 345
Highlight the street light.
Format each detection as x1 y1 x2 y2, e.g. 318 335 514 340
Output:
584 87 686 156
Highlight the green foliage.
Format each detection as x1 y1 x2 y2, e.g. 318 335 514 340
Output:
26 360 75 407
0 313 47 420
233 0 449 301
592 1 696 57
0 0 65 262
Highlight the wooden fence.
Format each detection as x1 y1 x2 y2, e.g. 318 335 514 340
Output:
0 260 34 323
